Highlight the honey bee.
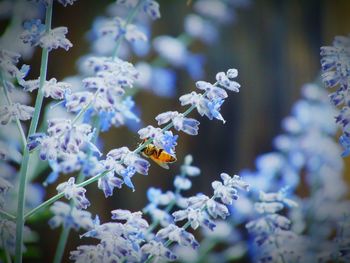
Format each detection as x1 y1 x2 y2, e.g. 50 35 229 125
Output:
140 140 177 169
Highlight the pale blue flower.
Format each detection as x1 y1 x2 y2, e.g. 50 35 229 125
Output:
30 120 98 161
180 155 201 177
56 177 90 209
173 207 216 230
40 27 73 51
156 111 200 136
0 49 30 83
179 72 240 123
216 71 240 92
117 0 160 20
105 147 150 191
174 176 192 190
142 0 161 20
339 134 350 157
194 0 232 24
119 165 137 190
156 224 199 249
97 171 123 197
22 20 73 51
0 219 31 255
187 194 210 209
22 77 72 99
49 201 94 230
98 17 147 43
70 245 104 263
111 209 149 230
184 14 218 44
64 91 94 113
141 240 176 262
321 35 350 89
83 56 139 88
186 54 205 80
144 205 173 227
136 63 177 97
206 199 229 219
146 188 175 206
0 103 34 125
196 80 228 100
20 19 46 46
153 36 187 67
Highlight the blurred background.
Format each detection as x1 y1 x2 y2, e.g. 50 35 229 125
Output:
2 0 350 261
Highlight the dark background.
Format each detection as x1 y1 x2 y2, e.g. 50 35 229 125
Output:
3 0 350 261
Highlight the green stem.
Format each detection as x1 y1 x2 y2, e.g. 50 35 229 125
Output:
52 117 101 263
2 233 12 263
0 72 27 148
14 1 52 262
0 209 15 221
5 250 12 263
24 192 64 220
52 225 71 263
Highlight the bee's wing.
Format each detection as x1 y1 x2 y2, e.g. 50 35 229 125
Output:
150 155 170 169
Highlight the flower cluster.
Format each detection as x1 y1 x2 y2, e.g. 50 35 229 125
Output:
67 56 140 131
28 119 98 161
0 49 29 84
320 35 350 156
246 189 306 263
70 155 248 262
21 19 72 51
135 0 249 97
179 69 240 124
57 68 240 198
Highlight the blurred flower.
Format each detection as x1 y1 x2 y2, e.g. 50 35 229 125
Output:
49 201 94 230
0 103 34 125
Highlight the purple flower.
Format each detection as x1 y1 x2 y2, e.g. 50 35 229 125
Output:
56 177 90 209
